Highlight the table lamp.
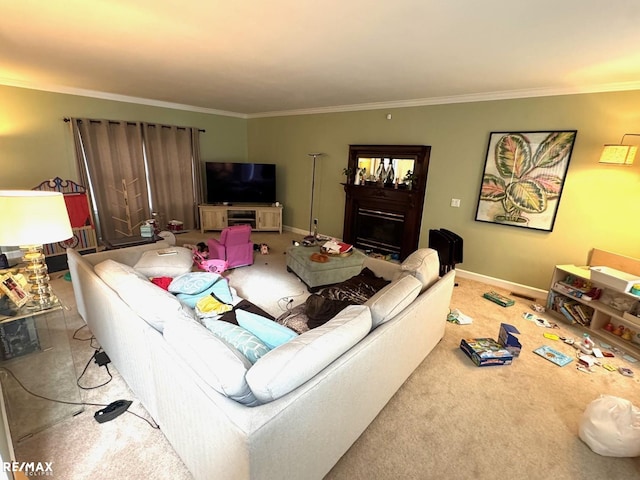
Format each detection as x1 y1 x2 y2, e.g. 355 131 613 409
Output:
0 190 72 309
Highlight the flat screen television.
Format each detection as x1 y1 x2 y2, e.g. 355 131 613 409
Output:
205 162 276 204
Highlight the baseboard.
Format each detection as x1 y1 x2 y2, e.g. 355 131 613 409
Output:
283 225 307 236
454 268 548 302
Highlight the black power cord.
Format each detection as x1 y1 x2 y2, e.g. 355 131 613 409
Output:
0 365 159 429
72 324 100 350
77 349 113 390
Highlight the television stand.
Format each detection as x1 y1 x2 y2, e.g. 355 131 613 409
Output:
199 204 282 234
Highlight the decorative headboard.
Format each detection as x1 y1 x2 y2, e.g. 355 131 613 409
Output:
32 177 98 255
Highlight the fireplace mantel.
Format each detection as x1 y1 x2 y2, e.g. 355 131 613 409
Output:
342 145 430 260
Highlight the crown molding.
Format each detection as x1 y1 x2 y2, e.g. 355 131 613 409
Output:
0 77 247 119
2 77 639 120
247 81 640 118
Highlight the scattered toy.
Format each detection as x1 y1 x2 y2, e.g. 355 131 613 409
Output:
447 309 473 325
531 303 546 313
483 291 515 307
619 367 634 377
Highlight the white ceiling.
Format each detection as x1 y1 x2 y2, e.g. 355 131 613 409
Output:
2 0 639 117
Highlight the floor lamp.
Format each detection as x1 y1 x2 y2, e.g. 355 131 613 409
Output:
305 153 323 243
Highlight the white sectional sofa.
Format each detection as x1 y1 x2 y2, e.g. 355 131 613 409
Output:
67 243 455 480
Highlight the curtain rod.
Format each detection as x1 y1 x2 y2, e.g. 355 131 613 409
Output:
63 117 205 133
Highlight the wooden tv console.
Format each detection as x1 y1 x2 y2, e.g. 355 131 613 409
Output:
199 204 282 234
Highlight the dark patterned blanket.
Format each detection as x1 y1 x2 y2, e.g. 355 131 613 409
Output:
276 267 390 334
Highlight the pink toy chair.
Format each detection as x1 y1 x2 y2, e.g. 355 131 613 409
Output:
193 249 228 274
207 224 254 268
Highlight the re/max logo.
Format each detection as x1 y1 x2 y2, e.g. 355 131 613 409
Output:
2 461 53 474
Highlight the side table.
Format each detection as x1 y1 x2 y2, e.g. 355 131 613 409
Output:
0 299 83 442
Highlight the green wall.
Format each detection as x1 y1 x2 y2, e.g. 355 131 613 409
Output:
2 83 640 290
0 85 247 190
248 91 640 289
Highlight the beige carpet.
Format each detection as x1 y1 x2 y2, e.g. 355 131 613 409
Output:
11 231 640 479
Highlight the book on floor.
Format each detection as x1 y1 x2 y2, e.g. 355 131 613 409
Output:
534 345 573 367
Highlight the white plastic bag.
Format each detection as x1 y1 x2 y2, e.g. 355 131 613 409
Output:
579 395 640 457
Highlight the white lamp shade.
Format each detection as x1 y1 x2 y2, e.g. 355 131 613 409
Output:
0 190 73 246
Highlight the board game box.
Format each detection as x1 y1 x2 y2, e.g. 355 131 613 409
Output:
483 290 515 307
460 338 513 367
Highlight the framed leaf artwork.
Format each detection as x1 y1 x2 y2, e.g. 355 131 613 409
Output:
474 130 577 232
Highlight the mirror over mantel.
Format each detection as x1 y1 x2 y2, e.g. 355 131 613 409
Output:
344 145 430 190
342 145 431 260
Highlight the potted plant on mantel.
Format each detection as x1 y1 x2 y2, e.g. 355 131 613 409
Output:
404 170 417 189
343 167 367 185
342 167 354 184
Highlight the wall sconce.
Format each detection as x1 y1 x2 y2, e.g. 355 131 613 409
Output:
599 134 640 165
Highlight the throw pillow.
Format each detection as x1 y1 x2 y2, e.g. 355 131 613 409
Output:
236 310 298 349
169 272 221 295
169 272 233 308
133 247 193 277
365 274 422 329
246 305 372 403
202 319 270 364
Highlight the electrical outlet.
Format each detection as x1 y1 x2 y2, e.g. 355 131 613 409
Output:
450 198 461 208
313 218 318 225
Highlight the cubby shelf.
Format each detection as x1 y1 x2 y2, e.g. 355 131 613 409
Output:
547 262 640 358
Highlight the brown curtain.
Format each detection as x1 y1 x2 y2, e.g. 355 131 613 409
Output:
72 119 149 241
143 124 202 230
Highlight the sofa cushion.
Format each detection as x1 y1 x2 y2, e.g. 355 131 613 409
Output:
237 310 298 349
163 313 258 406
95 259 195 332
92 257 150 284
365 274 422 329
246 305 372 403
397 248 440 292
169 272 233 308
133 247 193 277
202 319 270 364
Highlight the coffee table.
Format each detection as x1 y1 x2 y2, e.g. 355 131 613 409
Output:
286 245 366 292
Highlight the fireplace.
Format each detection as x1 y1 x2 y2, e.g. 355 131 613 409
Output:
342 145 430 261
355 208 404 255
